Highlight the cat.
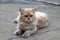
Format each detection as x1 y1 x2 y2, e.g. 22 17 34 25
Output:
14 8 48 38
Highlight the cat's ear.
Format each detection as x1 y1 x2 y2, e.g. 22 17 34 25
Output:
32 6 39 11
32 8 36 11
19 8 24 15
31 8 36 13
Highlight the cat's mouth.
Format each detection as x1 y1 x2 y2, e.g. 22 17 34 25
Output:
25 20 32 23
27 20 31 22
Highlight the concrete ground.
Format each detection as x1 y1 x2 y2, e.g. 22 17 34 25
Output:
36 0 60 3
0 4 60 40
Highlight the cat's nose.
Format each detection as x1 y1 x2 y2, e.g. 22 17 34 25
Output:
28 18 30 20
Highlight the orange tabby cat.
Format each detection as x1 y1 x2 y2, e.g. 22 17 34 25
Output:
14 8 48 38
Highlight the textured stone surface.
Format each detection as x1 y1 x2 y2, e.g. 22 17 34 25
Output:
0 4 60 40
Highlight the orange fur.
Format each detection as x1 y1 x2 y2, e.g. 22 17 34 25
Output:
14 8 37 38
19 8 36 23
37 16 48 28
14 8 48 38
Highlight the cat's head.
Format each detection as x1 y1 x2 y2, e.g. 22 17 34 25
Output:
19 8 36 23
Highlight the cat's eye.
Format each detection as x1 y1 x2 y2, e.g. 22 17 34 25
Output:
30 15 33 17
24 15 28 17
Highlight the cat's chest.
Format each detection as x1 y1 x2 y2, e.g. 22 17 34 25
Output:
20 22 34 30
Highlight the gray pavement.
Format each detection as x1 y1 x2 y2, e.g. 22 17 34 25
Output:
36 0 60 3
0 4 60 40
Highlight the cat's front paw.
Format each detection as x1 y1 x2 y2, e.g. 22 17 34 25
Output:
14 30 21 35
22 32 30 38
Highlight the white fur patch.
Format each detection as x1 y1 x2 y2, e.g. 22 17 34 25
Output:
35 12 48 18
